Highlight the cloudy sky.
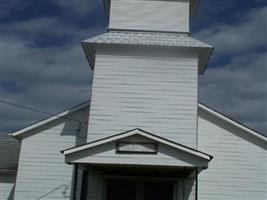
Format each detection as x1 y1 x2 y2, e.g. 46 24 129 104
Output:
1 0 266 137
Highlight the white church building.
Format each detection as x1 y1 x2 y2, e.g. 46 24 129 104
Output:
1 0 266 199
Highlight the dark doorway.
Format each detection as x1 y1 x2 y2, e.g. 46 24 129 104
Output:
106 180 136 200
144 181 173 200
106 179 174 200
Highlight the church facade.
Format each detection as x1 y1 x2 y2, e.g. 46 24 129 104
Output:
1 0 266 200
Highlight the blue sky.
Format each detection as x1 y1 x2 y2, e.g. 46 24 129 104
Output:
1 0 267 136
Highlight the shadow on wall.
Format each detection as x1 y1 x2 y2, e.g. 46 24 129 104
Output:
35 182 71 200
14 106 90 200
7 186 15 200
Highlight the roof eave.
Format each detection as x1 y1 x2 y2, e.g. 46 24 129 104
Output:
81 41 95 70
198 46 214 74
198 103 267 143
81 39 213 74
9 101 90 140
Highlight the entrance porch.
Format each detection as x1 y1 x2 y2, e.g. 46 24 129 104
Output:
62 129 213 200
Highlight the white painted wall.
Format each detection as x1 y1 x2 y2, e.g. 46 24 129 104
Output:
197 109 267 200
0 174 16 200
67 135 208 167
109 0 190 32
13 107 89 200
87 46 199 148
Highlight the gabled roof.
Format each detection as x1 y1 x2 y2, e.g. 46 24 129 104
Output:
198 103 267 143
10 101 90 139
62 128 212 161
9 101 266 143
81 31 213 74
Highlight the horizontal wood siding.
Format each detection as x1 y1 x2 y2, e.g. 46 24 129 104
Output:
109 0 189 32
14 107 89 200
0 174 16 200
87 53 198 148
197 110 267 200
68 135 207 167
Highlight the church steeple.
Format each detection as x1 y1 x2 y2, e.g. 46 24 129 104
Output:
103 0 199 33
82 0 212 148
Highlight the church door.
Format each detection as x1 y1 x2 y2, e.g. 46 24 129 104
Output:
106 179 174 200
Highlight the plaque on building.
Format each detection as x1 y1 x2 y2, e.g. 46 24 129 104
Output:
116 142 158 154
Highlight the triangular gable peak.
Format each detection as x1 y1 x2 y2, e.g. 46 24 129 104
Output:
62 128 212 169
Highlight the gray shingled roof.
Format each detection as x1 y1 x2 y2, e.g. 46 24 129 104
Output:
81 31 213 74
82 31 212 48
0 137 20 173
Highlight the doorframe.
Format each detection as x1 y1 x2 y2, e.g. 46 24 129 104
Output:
102 175 184 200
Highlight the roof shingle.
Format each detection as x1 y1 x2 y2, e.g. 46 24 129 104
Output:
82 31 212 48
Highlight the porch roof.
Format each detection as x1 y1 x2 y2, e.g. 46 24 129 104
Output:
62 129 213 169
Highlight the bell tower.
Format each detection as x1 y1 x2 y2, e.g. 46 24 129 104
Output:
82 0 213 148
104 0 199 33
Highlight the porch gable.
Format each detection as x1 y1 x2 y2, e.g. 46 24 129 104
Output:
62 129 212 169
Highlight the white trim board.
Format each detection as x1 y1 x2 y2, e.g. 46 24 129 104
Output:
9 101 90 139
62 128 213 161
198 103 267 143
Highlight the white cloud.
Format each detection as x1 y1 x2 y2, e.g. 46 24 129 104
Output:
194 6 267 55
2 15 104 45
196 6 267 135
0 35 92 135
1 2 266 137
54 0 99 17
199 52 267 134
0 14 104 135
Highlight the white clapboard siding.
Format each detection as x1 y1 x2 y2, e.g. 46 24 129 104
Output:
67 136 208 167
13 107 89 200
87 52 198 148
0 174 16 200
197 110 267 200
109 0 190 32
